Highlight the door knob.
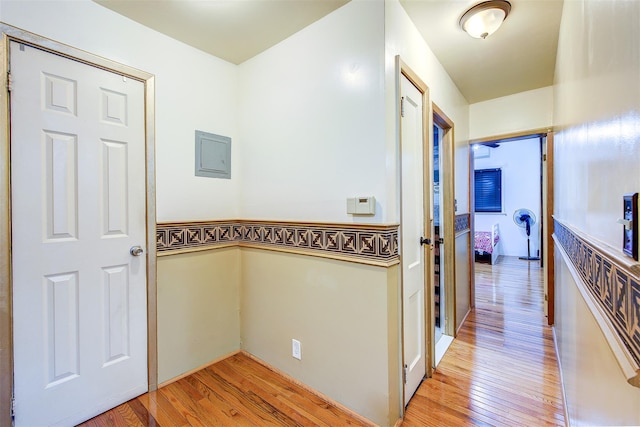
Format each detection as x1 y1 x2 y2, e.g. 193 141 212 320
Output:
130 246 144 256
420 237 431 246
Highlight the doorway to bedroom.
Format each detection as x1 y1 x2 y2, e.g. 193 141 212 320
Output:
470 132 555 325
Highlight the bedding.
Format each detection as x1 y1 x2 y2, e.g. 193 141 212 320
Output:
474 223 500 264
474 231 497 254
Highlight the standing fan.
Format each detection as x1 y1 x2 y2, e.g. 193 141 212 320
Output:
513 208 540 261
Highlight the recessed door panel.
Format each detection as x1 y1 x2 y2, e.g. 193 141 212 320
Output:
100 88 128 126
406 288 423 371
43 72 77 116
103 265 130 365
101 140 128 237
45 131 78 241
45 271 79 387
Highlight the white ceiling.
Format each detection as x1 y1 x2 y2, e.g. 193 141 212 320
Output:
94 0 564 104
94 0 350 65
399 0 564 103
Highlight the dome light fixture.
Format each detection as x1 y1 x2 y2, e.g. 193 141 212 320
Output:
459 0 511 39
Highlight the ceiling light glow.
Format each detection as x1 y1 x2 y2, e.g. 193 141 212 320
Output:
460 1 511 39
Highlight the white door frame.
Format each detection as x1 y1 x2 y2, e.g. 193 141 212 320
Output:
0 24 157 426
397 56 434 408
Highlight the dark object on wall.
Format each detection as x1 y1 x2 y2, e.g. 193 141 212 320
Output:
475 168 502 212
622 193 638 260
513 208 540 261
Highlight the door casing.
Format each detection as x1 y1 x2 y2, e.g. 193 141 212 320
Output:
0 24 157 426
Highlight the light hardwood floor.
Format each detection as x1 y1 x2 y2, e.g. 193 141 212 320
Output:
402 256 565 426
77 352 373 427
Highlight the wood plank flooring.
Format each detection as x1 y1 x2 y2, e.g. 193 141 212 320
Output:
402 256 566 427
80 256 564 427
77 352 373 427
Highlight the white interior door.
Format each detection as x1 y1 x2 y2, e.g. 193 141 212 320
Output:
11 41 148 426
401 74 426 405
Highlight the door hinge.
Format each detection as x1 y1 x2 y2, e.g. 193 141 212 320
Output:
543 153 547 161
545 294 548 301
400 97 405 118
6 71 12 92
403 364 407 384
10 396 15 419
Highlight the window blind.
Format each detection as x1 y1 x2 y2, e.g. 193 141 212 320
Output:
475 168 502 212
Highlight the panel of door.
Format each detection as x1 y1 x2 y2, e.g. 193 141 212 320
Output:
401 74 427 405
10 41 148 426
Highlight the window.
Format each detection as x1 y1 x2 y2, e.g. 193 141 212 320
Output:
475 168 502 212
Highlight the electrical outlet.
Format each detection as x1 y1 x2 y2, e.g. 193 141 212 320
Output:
292 339 301 360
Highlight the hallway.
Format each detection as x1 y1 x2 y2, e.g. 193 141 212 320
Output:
402 256 565 426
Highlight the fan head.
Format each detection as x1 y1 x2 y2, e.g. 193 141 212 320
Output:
513 208 536 235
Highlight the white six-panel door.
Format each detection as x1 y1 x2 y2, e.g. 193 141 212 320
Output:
10 41 147 426
400 74 427 404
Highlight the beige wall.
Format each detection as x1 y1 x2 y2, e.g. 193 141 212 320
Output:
555 252 640 425
236 4 401 423
237 0 387 223
469 86 553 140
156 243 401 425
553 0 640 424
240 248 400 426
554 1 640 247
157 248 241 384
455 232 471 329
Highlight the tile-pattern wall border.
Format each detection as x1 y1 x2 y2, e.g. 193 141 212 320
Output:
455 213 470 234
554 219 640 372
157 220 399 267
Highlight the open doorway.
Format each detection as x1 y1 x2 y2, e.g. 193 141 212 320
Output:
470 132 554 324
473 137 541 265
432 106 456 367
433 123 453 365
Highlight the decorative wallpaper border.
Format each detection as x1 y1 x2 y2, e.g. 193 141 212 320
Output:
157 220 399 266
455 213 471 234
554 219 640 368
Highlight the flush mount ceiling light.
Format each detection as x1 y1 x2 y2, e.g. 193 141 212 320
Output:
459 0 511 39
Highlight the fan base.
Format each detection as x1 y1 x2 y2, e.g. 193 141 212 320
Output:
519 256 540 261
